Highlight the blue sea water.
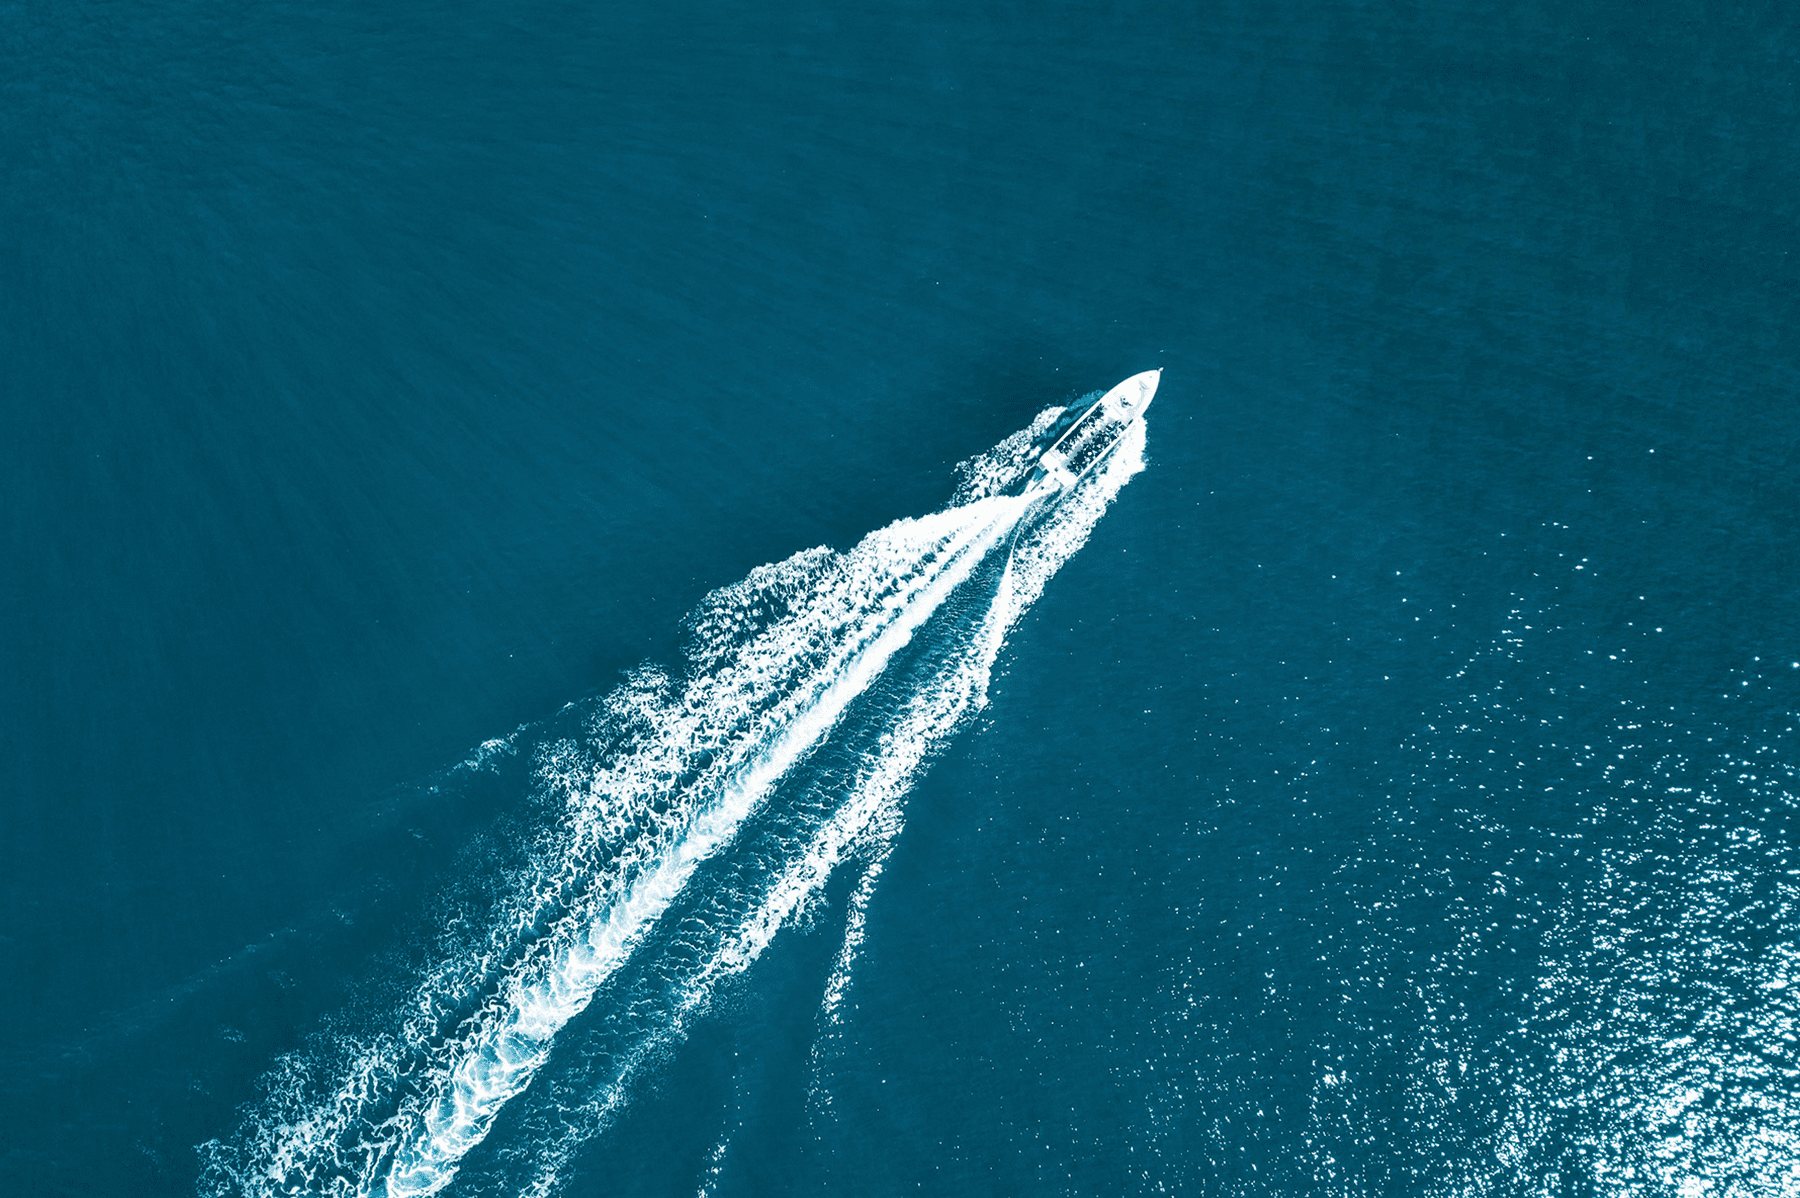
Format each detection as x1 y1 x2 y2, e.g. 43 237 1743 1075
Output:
5 0 1800 1194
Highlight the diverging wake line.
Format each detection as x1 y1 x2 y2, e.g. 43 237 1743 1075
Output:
201 387 1151 1198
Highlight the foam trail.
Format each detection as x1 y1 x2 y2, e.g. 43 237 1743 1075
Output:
514 418 1146 1198
381 497 1024 1195
513 586 1015 1197
201 400 1144 1198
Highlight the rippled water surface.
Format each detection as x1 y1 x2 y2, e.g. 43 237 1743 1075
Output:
4 1 1798 1195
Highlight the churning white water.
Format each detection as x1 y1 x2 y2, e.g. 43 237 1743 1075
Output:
200 404 1146 1198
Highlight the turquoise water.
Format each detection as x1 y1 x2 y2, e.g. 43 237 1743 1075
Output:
5 1 1799 1195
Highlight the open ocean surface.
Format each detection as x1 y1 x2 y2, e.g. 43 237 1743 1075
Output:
6 2 1800 1195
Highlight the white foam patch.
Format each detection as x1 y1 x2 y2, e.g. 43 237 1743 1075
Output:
200 409 1148 1198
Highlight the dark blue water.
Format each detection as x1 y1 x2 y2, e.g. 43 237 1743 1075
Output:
6 1 1800 1194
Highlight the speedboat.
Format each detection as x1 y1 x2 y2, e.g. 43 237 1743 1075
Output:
1015 369 1159 505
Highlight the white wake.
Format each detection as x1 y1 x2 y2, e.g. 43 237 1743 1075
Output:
200 403 1146 1198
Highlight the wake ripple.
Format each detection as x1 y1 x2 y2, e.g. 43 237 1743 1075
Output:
199 403 1146 1198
